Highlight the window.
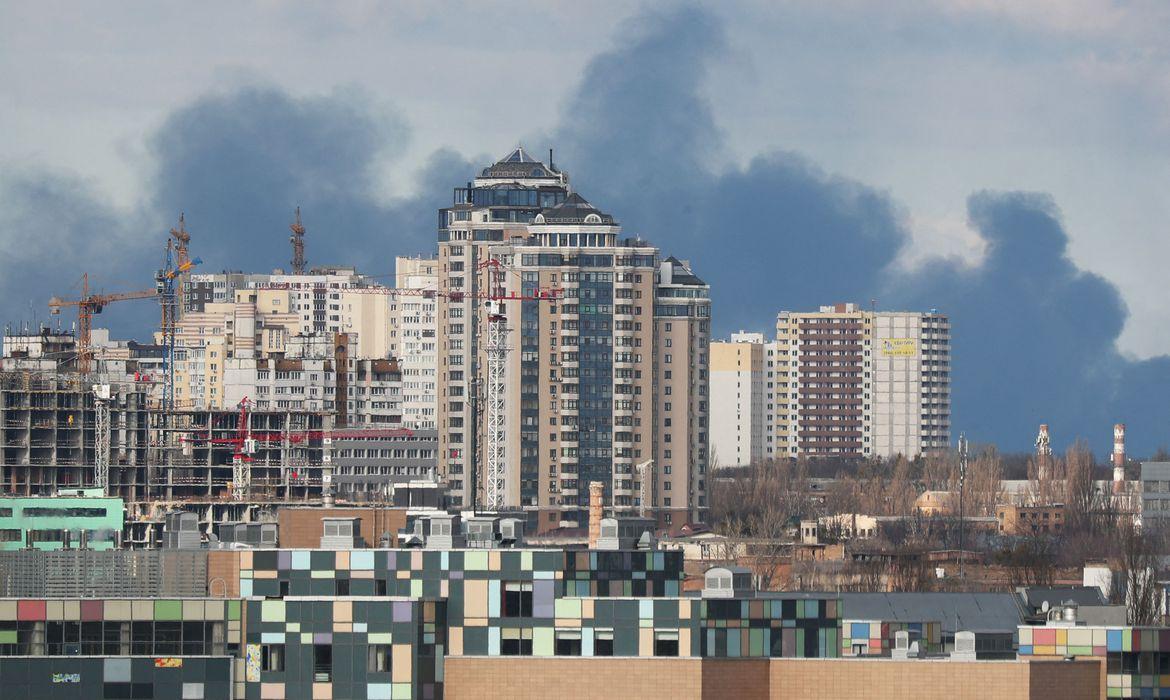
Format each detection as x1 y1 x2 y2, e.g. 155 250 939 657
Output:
594 629 614 656
555 630 582 656
261 644 285 672
368 644 391 673
503 582 533 617
323 520 353 538
654 631 679 656
501 628 533 655
314 644 332 682
335 579 350 596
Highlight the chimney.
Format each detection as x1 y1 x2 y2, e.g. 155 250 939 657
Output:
587 481 605 549
1113 423 1126 494
1036 424 1052 480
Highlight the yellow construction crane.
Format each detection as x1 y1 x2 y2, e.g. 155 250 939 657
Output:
48 273 157 375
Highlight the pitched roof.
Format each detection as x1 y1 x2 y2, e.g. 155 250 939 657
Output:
538 192 615 224
838 592 1023 634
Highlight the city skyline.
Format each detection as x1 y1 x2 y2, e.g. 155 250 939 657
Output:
3 3 1170 454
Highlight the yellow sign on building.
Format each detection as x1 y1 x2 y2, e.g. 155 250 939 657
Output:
880 339 917 357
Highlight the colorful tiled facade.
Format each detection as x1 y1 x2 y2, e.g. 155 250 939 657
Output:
841 619 943 656
1019 624 1170 698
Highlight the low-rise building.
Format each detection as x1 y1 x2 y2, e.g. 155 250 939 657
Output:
0 490 122 550
996 503 1066 535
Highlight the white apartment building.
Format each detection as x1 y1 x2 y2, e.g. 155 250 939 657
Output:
392 256 438 430
709 304 950 462
710 332 767 467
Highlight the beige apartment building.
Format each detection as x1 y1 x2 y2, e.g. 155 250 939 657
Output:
436 148 710 525
710 303 950 463
392 256 439 430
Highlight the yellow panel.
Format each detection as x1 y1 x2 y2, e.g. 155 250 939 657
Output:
333 623 352 633
1055 629 1068 646
205 600 225 620
680 628 691 656
449 627 463 656
132 600 153 620
336 551 350 570
0 601 16 620
463 580 488 618
392 644 413 683
639 628 653 657
63 600 80 620
334 601 353 623
582 599 594 618
105 601 132 621
239 551 253 570
489 550 502 571
183 601 204 620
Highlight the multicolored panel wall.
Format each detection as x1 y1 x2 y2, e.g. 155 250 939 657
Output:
700 598 840 659
244 597 444 700
1019 625 1170 698
840 620 942 656
238 548 683 611
0 598 238 656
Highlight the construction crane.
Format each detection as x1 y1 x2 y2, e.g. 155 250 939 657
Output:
290 206 306 274
93 383 112 495
226 397 256 500
49 274 158 375
157 242 202 409
254 272 561 510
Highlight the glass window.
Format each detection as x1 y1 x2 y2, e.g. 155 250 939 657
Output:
368 644 391 673
654 631 679 657
314 644 332 682
503 582 533 617
555 630 582 656
262 644 285 672
594 630 614 656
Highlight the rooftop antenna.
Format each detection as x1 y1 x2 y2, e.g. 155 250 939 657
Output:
290 206 307 275
549 148 554 171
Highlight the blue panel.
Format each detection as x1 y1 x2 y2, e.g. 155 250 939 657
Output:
1107 629 1123 652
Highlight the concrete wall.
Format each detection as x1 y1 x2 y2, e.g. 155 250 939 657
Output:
443 657 1102 700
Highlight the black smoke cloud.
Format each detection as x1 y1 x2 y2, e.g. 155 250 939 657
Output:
2 7 1167 454
549 7 1168 455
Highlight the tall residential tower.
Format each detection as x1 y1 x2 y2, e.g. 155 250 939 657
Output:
436 148 710 526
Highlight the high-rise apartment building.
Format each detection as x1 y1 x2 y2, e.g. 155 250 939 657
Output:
710 304 950 462
775 303 949 459
436 148 710 524
710 332 767 467
392 256 438 430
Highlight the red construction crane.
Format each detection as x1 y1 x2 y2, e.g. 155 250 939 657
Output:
228 397 255 500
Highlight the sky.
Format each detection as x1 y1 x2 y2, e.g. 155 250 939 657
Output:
1 1 1169 455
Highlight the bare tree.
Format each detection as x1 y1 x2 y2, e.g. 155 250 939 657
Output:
1117 521 1161 626
964 445 1005 517
996 536 1056 587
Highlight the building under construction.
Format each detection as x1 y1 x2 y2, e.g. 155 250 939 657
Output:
0 368 344 541
0 371 150 499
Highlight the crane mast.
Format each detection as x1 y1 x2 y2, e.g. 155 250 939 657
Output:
290 206 306 274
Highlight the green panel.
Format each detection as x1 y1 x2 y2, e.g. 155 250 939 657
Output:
154 600 182 621
228 600 241 621
0 630 16 644
533 627 554 657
